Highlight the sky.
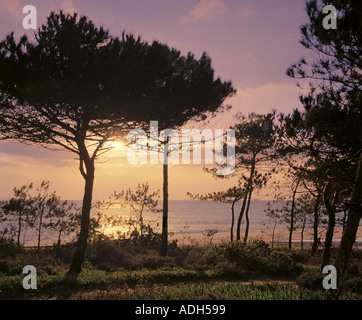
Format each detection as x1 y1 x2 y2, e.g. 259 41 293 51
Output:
0 0 312 200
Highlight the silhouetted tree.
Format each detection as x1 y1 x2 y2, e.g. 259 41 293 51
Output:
287 0 362 282
188 181 245 242
111 182 161 238
0 12 234 275
206 112 278 241
0 184 34 247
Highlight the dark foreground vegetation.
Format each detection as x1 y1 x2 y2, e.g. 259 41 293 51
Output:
1 236 361 300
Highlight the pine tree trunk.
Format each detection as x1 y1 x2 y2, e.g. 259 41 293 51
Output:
322 183 338 268
311 192 321 255
160 138 169 256
236 192 248 241
243 190 252 243
17 211 22 247
301 215 306 250
67 158 95 276
272 220 277 248
161 162 168 256
57 230 62 247
237 156 256 241
37 206 44 250
336 153 362 279
288 179 300 249
230 198 237 242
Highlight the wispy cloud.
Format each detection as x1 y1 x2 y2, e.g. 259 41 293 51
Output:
227 82 302 115
180 0 227 24
239 6 258 18
62 0 76 15
0 0 22 16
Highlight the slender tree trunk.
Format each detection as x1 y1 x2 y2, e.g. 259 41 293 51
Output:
243 189 252 243
342 208 347 232
311 192 321 255
230 198 237 242
336 153 362 281
322 182 338 268
272 220 277 248
237 156 256 241
57 230 62 247
67 160 95 276
17 212 22 247
236 192 248 241
301 215 306 250
160 138 170 256
37 206 44 250
288 179 300 249
161 162 169 256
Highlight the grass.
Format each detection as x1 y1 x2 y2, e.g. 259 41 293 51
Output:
71 281 330 300
1 269 352 300
2 269 357 300
0 238 361 300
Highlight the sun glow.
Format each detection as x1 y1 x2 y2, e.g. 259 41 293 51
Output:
107 141 126 151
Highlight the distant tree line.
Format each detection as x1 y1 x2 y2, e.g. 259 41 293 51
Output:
0 181 162 249
0 181 78 248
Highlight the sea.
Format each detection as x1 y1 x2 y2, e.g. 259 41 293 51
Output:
2 199 360 246
1 200 289 246
154 200 289 236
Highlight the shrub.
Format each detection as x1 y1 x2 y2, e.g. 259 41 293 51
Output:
343 277 362 294
0 235 20 258
86 240 129 269
204 239 302 276
295 271 324 291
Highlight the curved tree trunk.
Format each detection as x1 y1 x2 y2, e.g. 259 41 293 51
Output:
322 182 338 268
67 144 95 276
67 170 94 275
311 192 321 255
336 153 362 284
236 192 248 241
243 189 252 243
230 198 237 242
237 156 256 241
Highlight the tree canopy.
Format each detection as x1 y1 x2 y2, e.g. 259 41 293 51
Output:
0 11 235 153
0 11 235 275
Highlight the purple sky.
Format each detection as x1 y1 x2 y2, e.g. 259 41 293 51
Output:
0 0 311 200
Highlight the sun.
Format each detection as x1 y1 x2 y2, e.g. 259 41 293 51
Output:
103 140 128 159
107 141 126 150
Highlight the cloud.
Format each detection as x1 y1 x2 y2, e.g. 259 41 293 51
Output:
0 0 23 22
181 0 227 24
0 0 22 15
239 6 257 18
62 0 76 15
0 142 75 167
226 82 303 116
